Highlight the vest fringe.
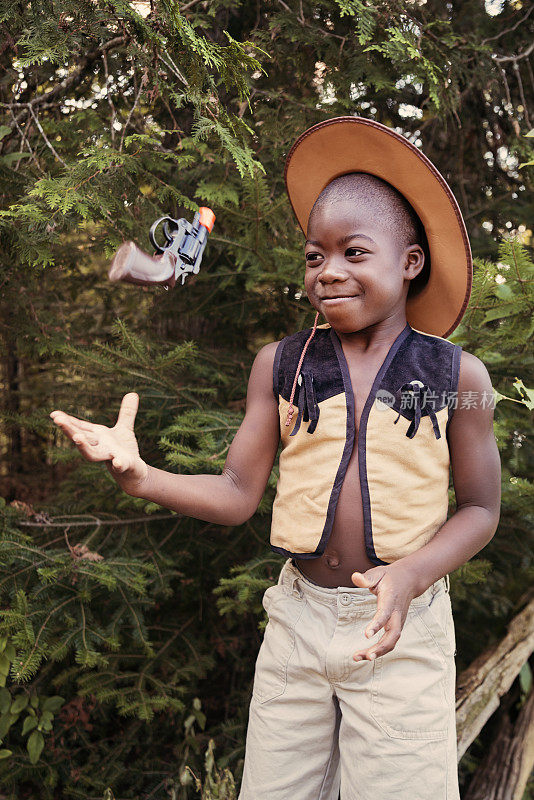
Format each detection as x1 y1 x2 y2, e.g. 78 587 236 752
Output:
393 382 442 440
289 370 320 436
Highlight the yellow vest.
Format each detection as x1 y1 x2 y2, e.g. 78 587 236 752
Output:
270 322 462 564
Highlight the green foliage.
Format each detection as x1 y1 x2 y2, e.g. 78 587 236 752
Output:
0 0 532 797
0 642 65 766
159 409 243 472
458 239 534 337
450 239 533 687
334 0 376 44
363 22 444 109
183 739 237 800
213 555 281 625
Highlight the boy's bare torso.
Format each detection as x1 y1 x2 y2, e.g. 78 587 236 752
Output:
277 337 390 587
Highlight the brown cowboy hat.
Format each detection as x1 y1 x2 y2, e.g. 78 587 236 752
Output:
284 116 472 339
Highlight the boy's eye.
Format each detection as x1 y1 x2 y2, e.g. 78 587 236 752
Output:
305 248 365 263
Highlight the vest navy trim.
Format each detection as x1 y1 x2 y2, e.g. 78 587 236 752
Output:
351 323 412 565
272 334 284 402
446 343 462 436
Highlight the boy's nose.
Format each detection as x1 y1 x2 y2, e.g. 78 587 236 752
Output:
317 257 352 283
318 270 354 292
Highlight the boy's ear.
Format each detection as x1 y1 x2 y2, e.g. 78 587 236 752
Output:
402 244 425 282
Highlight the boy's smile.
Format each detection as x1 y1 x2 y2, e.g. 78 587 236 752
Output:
304 199 425 337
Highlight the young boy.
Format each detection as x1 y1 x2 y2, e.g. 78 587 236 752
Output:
50 117 501 800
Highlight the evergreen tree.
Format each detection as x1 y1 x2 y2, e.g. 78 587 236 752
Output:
0 1 532 797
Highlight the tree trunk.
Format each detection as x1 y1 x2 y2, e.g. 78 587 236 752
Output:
462 673 534 800
455 590 534 760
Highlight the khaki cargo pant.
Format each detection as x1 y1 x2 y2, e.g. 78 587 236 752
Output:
238 558 460 800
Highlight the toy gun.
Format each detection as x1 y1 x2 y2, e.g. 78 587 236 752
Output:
108 207 216 288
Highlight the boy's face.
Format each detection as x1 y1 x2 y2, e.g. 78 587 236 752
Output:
304 199 425 335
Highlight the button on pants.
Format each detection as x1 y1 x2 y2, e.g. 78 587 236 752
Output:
238 558 460 800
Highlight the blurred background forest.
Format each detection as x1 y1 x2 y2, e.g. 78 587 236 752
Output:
0 0 532 798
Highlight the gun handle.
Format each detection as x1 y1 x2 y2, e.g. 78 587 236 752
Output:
109 242 177 287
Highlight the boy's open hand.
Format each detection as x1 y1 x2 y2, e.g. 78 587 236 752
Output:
49 392 149 495
350 564 418 662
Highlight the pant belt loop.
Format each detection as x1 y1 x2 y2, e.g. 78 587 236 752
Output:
288 560 302 598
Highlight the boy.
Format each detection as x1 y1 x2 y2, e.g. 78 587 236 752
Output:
50 117 501 800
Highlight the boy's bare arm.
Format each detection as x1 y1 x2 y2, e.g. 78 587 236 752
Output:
350 350 502 661
125 341 281 525
391 350 502 596
50 341 281 527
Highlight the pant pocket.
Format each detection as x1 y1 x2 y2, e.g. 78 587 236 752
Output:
370 605 449 740
252 587 305 704
413 588 456 660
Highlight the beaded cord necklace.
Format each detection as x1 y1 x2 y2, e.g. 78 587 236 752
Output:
284 310 320 428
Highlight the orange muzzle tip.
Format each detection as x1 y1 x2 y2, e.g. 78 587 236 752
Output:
198 207 216 233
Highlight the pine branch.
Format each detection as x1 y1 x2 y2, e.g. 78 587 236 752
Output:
17 514 181 528
8 36 129 129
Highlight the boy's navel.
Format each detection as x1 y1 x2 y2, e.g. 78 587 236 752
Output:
325 552 340 568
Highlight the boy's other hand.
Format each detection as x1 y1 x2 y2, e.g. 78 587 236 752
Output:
350 564 418 662
49 392 149 495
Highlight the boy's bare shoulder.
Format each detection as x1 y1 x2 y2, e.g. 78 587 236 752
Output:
252 340 282 374
457 349 493 394
246 340 283 402
448 348 496 443
255 340 282 359
447 349 501 515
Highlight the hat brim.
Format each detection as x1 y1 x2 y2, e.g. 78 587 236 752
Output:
284 116 472 339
